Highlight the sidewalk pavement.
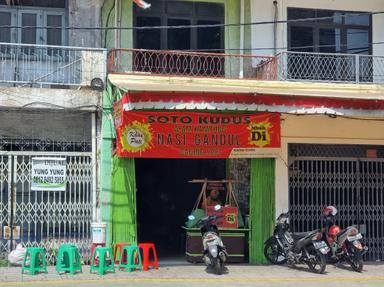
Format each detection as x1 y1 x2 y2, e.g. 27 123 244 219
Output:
0 261 383 286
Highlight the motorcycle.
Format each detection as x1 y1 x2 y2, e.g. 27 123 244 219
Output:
264 212 330 274
322 206 368 272
188 205 228 275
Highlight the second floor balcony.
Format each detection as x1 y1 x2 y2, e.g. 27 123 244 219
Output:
108 48 384 85
0 42 107 88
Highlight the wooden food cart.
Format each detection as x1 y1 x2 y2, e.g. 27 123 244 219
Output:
184 179 248 263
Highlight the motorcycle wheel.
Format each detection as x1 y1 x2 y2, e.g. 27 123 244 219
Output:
264 239 287 265
349 252 363 272
214 258 223 275
307 250 326 274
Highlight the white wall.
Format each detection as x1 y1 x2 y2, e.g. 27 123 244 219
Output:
251 0 384 56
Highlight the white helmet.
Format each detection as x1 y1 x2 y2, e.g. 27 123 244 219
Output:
323 206 337 216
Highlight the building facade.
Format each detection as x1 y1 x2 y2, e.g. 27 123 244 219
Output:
0 0 106 261
106 0 384 263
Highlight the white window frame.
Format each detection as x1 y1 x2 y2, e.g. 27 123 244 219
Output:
0 7 16 43
0 5 67 46
17 9 43 44
43 10 67 46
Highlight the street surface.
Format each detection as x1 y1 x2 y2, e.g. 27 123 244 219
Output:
0 261 383 287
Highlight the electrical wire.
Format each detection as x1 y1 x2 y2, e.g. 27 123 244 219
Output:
0 11 382 30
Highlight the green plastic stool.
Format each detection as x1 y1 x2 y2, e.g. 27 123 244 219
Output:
118 245 142 272
22 247 47 275
90 246 115 275
55 244 82 274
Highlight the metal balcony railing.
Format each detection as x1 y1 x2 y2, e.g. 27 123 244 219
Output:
108 48 277 80
0 42 107 87
277 51 384 84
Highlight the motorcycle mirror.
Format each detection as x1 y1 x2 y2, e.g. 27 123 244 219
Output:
214 204 222 211
188 215 195 220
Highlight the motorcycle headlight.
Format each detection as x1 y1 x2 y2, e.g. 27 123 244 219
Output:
311 232 322 241
208 245 218 257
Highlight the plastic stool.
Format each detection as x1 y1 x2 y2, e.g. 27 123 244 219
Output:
119 245 142 272
90 243 105 264
138 243 158 271
90 246 115 275
56 244 82 274
113 243 130 264
22 247 47 275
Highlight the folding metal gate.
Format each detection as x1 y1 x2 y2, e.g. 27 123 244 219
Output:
0 152 93 262
289 144 384 261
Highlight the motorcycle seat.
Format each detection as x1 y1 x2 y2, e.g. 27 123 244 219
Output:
336 228 348 237
291 230 318 240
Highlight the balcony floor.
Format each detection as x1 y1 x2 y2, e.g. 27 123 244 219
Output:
108 73 384 101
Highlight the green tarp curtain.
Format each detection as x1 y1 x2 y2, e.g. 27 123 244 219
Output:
101 83 115 245
249 158 275 264
110 155 137 245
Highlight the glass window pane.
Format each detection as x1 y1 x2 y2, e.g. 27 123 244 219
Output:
287 8 315 20
289 26 314 52
197 20 223 52
135 17 161 49
0 12 11 43
317 10 343 24
166 1 192 15
21 13 37 44
46 15 63 45
167 18 190 50
347 29 369 54
195 3 224 17
345 13 370 26
319 28 342 53
134 0 162 14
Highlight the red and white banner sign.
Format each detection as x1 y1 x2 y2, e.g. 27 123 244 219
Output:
133 0 151 9
115 109 280 158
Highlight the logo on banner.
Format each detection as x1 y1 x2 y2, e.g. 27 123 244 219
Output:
248 120 273 147
120 121 153 153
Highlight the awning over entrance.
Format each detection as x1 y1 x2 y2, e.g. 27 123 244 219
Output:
117 91 384 117
108 73 384 100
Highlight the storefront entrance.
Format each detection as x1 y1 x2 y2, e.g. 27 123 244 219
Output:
289 143 384 261
136 158 225 258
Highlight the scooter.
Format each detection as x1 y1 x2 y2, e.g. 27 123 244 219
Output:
188 205 228 275
322 206 368 272
264 212 330 274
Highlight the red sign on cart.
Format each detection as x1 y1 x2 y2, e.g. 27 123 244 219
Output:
206 206 239 228
115 110 280 158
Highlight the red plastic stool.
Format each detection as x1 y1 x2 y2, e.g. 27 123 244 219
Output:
90 243 105 264
138 243 158 271
113 243 130 264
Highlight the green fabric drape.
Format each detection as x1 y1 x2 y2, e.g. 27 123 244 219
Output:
101 83 115 245
110 155 137 245
249 158 275 264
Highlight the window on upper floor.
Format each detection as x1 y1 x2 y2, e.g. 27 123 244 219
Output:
286 8 373 83
134 0 224 52
288 8 372 55
0 0 67 46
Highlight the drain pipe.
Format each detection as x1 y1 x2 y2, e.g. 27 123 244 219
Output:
239 0 244 78
273 0 278 55
114 0 121 48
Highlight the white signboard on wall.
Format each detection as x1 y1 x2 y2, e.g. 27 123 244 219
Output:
31 158 67 191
